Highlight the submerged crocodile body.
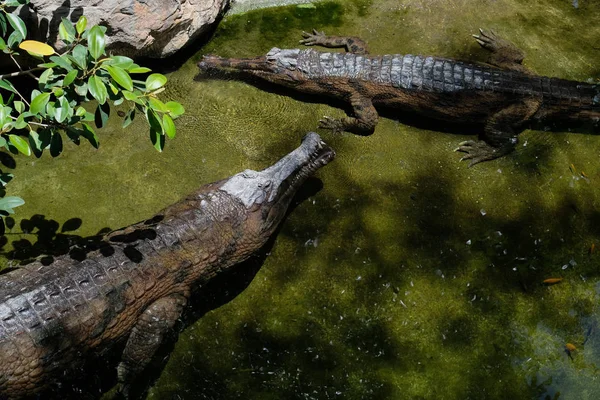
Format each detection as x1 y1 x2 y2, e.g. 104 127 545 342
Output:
0 133 334 399
198 29 600 166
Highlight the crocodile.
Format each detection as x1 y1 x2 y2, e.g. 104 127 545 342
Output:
198 29 600 166
0 132 335 399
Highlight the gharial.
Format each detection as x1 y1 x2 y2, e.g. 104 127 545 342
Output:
198 29 600 166
0 132 335 399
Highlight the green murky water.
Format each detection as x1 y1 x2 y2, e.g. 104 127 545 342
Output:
4 0 600 398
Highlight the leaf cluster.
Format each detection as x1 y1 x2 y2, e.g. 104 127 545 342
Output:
0 0 185 216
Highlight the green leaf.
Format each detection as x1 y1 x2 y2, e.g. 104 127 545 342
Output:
94 102 110 128
4 0 29 7
55 96 70 123
81 123 99 148
46 101 56 119
14 114 27 129
7 30 23 48
0 196 25 214
75 15 87 35
122 108 135 128
145 107 163 133
105 56 134 70
9 134 31 156
88 75 107 104
162 113 175 139
29 130 44 157
0 136 6 148
0 37 6 51
50 130 63 157
13 100 24 113
49 55 73 71
88 25 106 60
63 69 78 86
65 127 80 145
74 81 88 97
70 44 88 69
148 97 167 112
128 66 151 74
38 68 54 85
30 92 51 115
149 126 165 152
145 73 167 92
0 171 13 186
0 105 12 126
6 14 26 40
52 87 64 97
145 107 164 151
58 18 76 43
37 62 57 68
165 101 185 118
75 106 87 117
0 79 16 93
0 14 6 38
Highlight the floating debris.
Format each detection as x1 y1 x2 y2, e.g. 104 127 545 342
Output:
565 343 577 360
542 278 563 285
569 163 576 173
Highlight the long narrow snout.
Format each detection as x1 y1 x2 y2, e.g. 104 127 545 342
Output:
262 132 335 203
198 54 272 72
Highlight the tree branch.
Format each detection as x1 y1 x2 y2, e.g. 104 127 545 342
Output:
0 67 44 80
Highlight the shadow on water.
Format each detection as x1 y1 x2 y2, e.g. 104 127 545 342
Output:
0 214 111 269
151 152 600 399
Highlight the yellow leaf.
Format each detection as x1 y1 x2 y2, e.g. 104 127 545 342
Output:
18 40 55 56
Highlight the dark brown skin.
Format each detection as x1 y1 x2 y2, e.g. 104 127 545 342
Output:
198 29 600 166
0 133 335 399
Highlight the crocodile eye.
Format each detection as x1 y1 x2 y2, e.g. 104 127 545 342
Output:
241 169 257 179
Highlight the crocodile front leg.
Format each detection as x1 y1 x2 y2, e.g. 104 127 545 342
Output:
473 28 529 73
300 29 368 54
320 91 378 135
116 293 188 398
455 98 541 166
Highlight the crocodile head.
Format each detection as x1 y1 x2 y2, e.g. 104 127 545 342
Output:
198 48 306 87
218 132 335 242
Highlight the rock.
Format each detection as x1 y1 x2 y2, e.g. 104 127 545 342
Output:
22 0 230 58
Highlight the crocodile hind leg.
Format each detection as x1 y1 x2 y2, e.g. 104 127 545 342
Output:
300 29 368 54
116 293 188 398
319 91 378 134
455 99 541 166
472 28 529 73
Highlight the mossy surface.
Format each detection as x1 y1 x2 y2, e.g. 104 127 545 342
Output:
3 0 600 399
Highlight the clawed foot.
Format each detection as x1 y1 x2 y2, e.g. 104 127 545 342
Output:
472 28 503 52
300 29 327 46
455 140 504 167
472 28 525 66
319 116 345 133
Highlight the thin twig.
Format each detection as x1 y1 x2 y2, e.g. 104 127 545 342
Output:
0 67 44 80
9 53 38 81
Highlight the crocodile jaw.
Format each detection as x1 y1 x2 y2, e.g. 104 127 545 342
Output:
219 132 335 234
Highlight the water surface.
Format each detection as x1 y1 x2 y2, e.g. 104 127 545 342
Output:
4 0 600 399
